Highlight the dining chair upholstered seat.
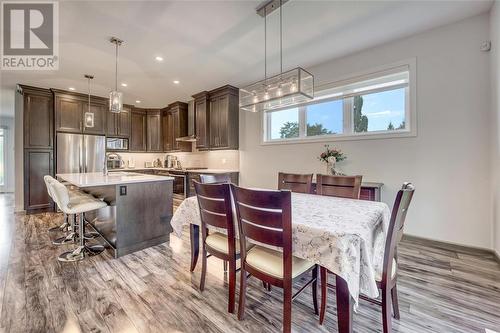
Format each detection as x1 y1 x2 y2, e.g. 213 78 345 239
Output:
246 246 315 279
205 232 252 254
374 258 397 281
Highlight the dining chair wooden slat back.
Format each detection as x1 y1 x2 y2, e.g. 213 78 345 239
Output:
316 174 363 199
199 173 232 184
278 172 313 194
231 185 291 250
193 180 238 313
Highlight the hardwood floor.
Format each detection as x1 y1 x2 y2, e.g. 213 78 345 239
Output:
0 193 499 332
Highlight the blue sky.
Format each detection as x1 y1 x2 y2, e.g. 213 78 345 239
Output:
270 88 405 138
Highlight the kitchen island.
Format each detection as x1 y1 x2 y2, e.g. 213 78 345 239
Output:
57 172 174 257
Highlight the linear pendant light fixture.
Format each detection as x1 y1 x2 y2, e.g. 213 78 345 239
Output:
84 74 95 128
239 0 314 112
109 37 124 113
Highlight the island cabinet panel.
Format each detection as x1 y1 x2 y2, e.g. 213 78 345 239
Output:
146 109 162 152
20 86 54 149
54 90 107 135
107 105 131 138
208 85 239 150
130 108 147 152
163 102 190 152
23 149 53 212
192 91 210 150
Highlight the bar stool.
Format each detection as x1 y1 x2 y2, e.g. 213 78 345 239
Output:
44 175 70 233
48 179 107 262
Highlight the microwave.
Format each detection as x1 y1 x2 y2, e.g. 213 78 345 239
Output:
106 137 129 150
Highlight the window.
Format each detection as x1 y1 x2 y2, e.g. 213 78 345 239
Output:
263 62 415 143
0 129 4 186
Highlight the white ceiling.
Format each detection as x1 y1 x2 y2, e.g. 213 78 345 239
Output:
0 0 493 117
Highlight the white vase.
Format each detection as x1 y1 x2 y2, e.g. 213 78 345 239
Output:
326 157 337 175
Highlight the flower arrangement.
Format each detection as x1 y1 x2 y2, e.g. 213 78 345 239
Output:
318 145 346 175
318 145 346 164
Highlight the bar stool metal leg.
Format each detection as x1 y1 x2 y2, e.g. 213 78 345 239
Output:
58 214 105 262
48 213 70 232
52 214 78 245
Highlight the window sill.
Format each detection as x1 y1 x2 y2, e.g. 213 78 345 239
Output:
261 129 417 146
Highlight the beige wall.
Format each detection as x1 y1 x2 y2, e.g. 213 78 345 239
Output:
240 14 493 249
490 2 500 257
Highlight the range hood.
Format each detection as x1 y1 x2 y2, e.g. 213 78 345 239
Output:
176 100 198 142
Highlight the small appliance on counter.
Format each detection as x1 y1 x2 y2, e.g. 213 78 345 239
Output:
106 152 125 170
145 161 153 168
165 155 182 169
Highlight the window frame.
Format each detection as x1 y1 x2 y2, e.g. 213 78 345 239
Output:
261 59 417 145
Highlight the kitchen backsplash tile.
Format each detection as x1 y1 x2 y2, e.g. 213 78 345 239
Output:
118 150 239 170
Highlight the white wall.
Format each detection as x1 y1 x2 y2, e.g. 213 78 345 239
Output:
240 13 493 250
0 116 15 192
490 2 500 257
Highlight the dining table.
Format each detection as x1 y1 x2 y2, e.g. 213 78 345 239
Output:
170 191 391 333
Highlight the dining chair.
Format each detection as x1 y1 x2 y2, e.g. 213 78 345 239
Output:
277 172 313 194
231 184 318 333
193 180 243 314
199 173 231 184
316 174 363 199
319 183 415 333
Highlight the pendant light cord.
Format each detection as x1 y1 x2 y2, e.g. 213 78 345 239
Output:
264 5 267 83
115 42 118 91
280 0 283 75
88 77 91 112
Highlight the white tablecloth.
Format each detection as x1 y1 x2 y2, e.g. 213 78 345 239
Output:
170 192 391 305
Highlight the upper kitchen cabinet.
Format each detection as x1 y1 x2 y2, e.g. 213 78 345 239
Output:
192 91 210 150
107 104 131 138
18 85 54 149
163 102 190 152
53 89 107 135
146 109 162 152
208 85 239 150
130 108 147 152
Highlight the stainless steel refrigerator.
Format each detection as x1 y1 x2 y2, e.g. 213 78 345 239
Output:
57 133 105 174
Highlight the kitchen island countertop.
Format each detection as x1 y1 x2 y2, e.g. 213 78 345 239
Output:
57 172 174 188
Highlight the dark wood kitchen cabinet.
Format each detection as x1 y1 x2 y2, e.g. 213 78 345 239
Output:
130 108 147 152
23 150 54 212
53 89 107 135
17 85 55 213
192 91 210 150
208 85 239 150
107 104 131 138
146 109 162 152
163 102 189 152
19 85 54 149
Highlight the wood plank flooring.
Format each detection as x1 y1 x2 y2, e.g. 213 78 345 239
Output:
0 193 499 333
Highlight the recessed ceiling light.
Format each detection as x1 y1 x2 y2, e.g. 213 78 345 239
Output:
135 100 141 103
121 83 128 87
68 87 75 91
173 80 180 84
155 56 163 62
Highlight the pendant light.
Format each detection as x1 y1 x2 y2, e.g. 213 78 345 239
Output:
239 0 314 112
109 37 124 113
84 74 95 128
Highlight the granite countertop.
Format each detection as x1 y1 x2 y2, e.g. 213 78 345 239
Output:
109 167 239 174
57 172 174 188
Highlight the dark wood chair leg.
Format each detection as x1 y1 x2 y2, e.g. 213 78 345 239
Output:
199 247 207 291
336 275 353 333
237 267 247 320
312 265 319 315
382 287 393 333
391 284 400 319
228 259 236 314
319 266 328 325
283 281 292 333
223 260 228 273
190 224 199 272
